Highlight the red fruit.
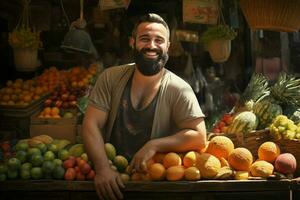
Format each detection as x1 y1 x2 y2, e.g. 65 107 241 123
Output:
62 102 69 109
64 159 76 169
212 128 220 134
44 99 52 107
55 100 63 108
275 153 297 174
74 166 80 173
80 163 92 174
61 93 69 101
218 121 226 129
1 142 10 152
86 170 95 180
76 171 85 181
77 159 86 168
69 100 77 108
68 94 77 101
64 168 76 181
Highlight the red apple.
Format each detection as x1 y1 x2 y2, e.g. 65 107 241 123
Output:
61 93 69 102
55 100 63 108
68 94 77 101
44 99 52 107
62 102 70 109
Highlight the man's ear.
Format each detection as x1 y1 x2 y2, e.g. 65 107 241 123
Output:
129 37 135 49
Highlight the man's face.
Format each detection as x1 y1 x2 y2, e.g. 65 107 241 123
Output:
133 22 170 76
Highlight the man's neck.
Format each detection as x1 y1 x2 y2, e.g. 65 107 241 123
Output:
133 67 165 87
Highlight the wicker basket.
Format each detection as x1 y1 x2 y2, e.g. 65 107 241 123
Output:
240 0 300 32
207 39 231 63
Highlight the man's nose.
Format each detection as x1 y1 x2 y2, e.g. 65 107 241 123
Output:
145 39 156 49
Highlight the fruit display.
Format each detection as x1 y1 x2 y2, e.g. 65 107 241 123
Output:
226 111 258 135
269 115 300 140
211 113 233 134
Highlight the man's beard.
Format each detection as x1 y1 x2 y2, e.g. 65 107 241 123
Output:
134 47 169 76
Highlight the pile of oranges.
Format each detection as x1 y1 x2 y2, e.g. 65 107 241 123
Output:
38 107 61 118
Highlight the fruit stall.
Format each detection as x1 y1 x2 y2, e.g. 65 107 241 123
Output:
1 0 300 200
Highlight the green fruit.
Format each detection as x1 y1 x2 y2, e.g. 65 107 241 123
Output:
52 166 65 179
16 142 29 151
53 159 63 166
47 144 58 154
63 112 74 119
227 111 258 135
44 151 56 161
16 150 27 163
27 148 41 159
42 161 55 174
113 155 128 172
0 173 6 181
0 163 8 174
30 154 44 167
253 101 282 129
7 169 18 179
37 143 48 153
58 149 70 161
21 162 32 171
68 144 85 157
8 158 21 170
30 167 43 180
20 169 31 180
105 143 116 161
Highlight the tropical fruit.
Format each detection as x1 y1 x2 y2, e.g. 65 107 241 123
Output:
214 166 234 180
258 142 280 163
113 155 128 172
20 169 31 180
131 172 143 181
226 111 258 135
42 161 55 174
250 160 274 178
7 169 18 179
195 153 221 179
15 141 29 151
27 148 41 158
166 165 185 181
184 166 201 181
16 150 27 163
28 139 43 148
52 165 65 179
58 149 70 161
51 139 71 150
120 173 130 183
269 115 298 140
235 171 249 180
253 100 282 129
152 153 165 163
163 152 182 169
0 163 8 174
219 157 230 167
148 163 166 181
30 154 44 167
68 144 85 157
206 136 234 159
7 157 21 170
32 135 53 144
274 153 297 174
37 143 47 153
21 162 32 171
44 150 56 161
104 143 116 161
183 151 200 168
30 167 43 179
228 148 253 171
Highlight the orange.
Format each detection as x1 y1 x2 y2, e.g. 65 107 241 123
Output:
152 153 165 163
184 166 201 181
163 152 182 169
43 107 51 115
206 136 234 159
50 107 60 116
166 165 185 181
250 160 274 178
195 153 221 179
183 151 200 168
258 141 280 163
148 163 166 181
228 148 253 171
146 158 155 170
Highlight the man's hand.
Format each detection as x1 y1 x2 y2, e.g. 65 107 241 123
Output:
130 141 157 173
94 166 125 200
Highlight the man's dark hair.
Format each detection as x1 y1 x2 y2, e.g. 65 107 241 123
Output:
132 13 170 39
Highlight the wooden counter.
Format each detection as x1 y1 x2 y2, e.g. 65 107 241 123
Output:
0 180 292 200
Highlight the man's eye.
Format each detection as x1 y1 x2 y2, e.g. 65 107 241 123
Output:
140 38 150 42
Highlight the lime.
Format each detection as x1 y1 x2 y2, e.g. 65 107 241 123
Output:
58 149 70 161
16 142 29 151
8 158 21 170
7 169 18 179
21 162 32 171
52 165 65 179
37 143 48 153
27 148 41 159
81 153 88 161
113 155 128 172
30 154 44 167
105 143 116 161
53 159 63 166
0 173 6 181
42 161 55 174
20 169 31 180
16 150 27 163
0 163 8 174
31 167 43 180
44 151 56 161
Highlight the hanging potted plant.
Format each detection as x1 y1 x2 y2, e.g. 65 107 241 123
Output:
201 24 237 63
8 0 41 72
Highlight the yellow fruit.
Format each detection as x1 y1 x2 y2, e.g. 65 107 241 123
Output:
120 173 130 183
219 157 230 167
32 135 54 145
113 155 128 173
131 172 143 181
148 163 166 181
196 153 221 179
214 166 234 180
183 151 200 168
68 144 85 157
258 142 280 163
184 167 201 181
228 148 253 171
206 136 234 159
152 153 165 163
104 143 116 161
166 165 185 181
235 171 249 180
163 152 182 169
250 160 274 178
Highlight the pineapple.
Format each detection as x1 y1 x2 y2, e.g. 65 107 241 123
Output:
232 73 270 113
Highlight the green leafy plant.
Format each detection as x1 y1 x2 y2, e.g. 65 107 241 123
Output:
201 25 237 44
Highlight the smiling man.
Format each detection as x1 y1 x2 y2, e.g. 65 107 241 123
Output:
82 13 207 200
